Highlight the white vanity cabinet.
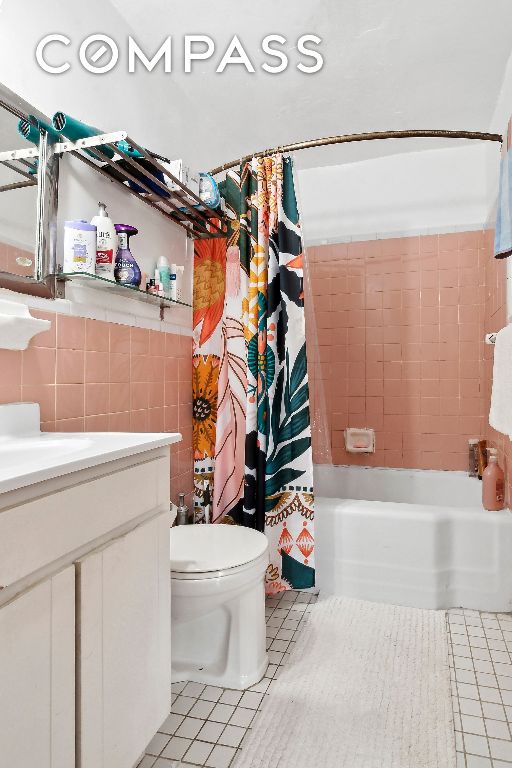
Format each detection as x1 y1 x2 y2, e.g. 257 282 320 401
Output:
0 566 75 768
78 512 171 768
0 405 180 768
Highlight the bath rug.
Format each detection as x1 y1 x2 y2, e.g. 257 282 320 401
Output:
235 596 455 768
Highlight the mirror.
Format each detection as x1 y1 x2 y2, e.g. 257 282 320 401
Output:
0 106 38 279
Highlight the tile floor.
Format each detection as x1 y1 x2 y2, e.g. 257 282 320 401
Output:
137 593 512 768
137 590 317 768
448 608 512 767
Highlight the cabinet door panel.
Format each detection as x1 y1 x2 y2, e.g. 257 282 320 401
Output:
0 454 169 587
51 567 76 768
0 566 75 768
79 512 170 768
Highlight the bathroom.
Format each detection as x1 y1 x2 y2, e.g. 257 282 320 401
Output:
2 1 512 767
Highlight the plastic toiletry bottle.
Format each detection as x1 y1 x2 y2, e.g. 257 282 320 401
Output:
114 224 141 287
175 493 189 525
175 265 184 302
152 268 162 294
468 439 479 478
203 483 211 525
477 439 488 479
169 263 177 301
91 202 117 280
482 449 505 511
63 220 97 274
198 172 221 208
157 255 172 295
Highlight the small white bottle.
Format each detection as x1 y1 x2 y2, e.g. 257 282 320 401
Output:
157 255 172 295
169 263 177 301
175 265 185 302
154 268 163 294
91 202 117 280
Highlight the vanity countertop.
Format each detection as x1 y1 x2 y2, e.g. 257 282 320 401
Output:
0 403 181 495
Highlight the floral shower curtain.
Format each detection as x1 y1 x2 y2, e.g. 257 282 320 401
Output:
192 233 247 519
192 154 315 593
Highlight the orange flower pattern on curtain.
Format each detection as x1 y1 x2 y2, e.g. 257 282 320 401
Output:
192 157 315 593
193 212 248 521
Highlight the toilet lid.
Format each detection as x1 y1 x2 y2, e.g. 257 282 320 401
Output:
170 525 268 573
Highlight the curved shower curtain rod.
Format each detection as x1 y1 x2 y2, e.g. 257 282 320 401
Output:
209 129 503 176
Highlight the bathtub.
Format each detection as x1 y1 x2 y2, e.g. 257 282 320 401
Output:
314 465 512 611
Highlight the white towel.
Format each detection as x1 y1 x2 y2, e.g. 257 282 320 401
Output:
489 323 512 436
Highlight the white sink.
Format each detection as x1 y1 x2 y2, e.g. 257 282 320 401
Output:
1 435 91 454
0 403 182 495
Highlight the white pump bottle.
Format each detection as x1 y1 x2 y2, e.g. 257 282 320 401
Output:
91 202 117 281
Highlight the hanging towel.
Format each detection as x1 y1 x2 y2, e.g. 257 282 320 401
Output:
489 323 512 436
494 118 512 259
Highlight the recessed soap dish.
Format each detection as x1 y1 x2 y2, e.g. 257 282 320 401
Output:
344 427 375 453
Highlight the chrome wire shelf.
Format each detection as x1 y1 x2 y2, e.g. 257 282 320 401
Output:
74 134 227 240
0 129 227 239
0 156 38 193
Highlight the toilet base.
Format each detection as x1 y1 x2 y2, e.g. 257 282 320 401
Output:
171 653 268 691
171 553 269 690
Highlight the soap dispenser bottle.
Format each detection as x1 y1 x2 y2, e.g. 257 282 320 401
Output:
114 224 141 287
482 448 505 511
91 202 117 280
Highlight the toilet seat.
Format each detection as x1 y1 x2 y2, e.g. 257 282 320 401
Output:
171 551 269 581
170 525 269 580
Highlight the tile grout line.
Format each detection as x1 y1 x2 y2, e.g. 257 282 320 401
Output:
139 590 316 768
446 613 465 767
139 592 512 768
448 606 512 767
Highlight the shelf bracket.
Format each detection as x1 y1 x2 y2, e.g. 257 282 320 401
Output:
0 131 128 163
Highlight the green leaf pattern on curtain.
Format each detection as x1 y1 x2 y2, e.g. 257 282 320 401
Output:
239 154 315 593
197 154 315 593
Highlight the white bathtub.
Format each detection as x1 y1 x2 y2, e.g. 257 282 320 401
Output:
314 465 512 611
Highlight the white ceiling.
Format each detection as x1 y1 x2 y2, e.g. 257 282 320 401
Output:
2 0 512 174
104 0 512 171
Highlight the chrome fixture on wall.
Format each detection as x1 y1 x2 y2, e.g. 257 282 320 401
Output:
0 82 59 299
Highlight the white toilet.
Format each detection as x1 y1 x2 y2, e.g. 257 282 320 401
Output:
170 524 269 690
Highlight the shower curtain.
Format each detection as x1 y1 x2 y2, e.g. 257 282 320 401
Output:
192 154 315 593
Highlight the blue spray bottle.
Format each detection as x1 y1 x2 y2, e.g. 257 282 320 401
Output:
114 224 141 287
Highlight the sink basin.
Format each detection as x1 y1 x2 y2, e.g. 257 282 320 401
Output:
1 434 91 454
0 403 182 495
0 434 93 474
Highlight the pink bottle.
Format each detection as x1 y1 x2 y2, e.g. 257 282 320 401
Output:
482 449 505 511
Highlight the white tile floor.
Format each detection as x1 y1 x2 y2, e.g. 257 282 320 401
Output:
137 594 512 768
137 590 316 768
448 608 512 767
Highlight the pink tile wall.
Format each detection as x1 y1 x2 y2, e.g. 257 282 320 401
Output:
483 239 512 503
0 312 193 505
0 241 34 277
306 230 491 472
